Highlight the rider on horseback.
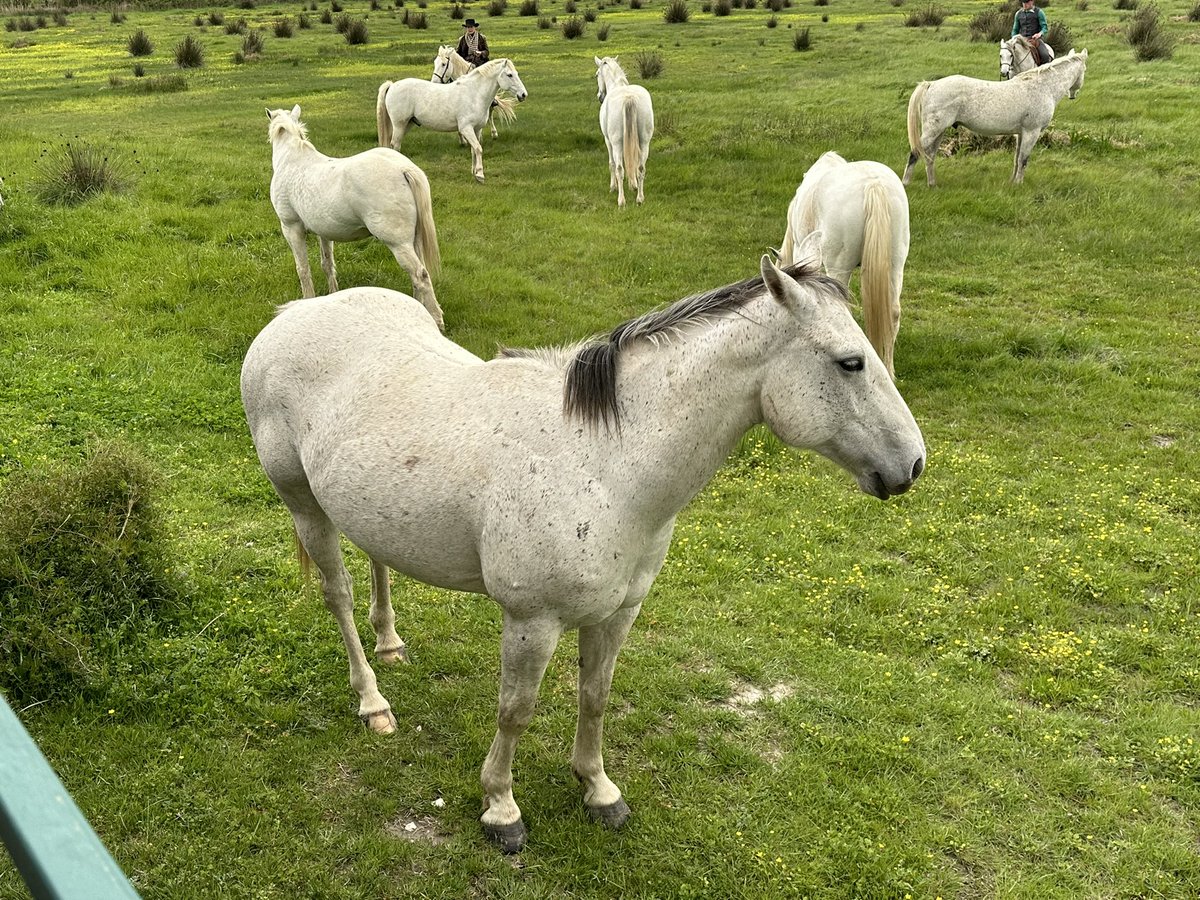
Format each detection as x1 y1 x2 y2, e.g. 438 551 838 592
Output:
1012 0 1052 66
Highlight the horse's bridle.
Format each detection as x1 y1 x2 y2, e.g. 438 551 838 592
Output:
433 56 452 84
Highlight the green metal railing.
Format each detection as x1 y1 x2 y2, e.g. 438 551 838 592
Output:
0 695 140 899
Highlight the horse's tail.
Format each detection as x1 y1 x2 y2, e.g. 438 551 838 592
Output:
778 226 795 267
860 179 898 378
294 527 314 583
622 95 640 188
492 93 518 124
906 81 930 159
403 165 441 278
376 81 393 147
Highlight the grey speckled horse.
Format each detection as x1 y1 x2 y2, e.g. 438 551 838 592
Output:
240 257 925 853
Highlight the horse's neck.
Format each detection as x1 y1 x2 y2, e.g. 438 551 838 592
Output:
272 136 325 167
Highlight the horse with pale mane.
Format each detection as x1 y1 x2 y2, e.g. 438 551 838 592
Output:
778 151 909 378
265 105 443 328
595 56 654 207
240 256 925 853
431 45 517 139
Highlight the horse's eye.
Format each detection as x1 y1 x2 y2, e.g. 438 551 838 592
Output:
838 356 865 373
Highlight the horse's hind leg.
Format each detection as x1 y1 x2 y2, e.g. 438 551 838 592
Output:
1012 130 1038 184
281 221 316 298
369 558 408 664
480 614 563 852
318 237 338 294
292 501 397 734
572 604 640 829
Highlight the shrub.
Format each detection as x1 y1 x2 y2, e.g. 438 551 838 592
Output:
1076 0 1088 7
298 13 312 27
766 12 777 24
663 0 690 20
237 0 255 8
488 0 505 13
133 62 145 76
450 3 465 17
814 0 828 4
226 18 248 33
173 34 205 68
52 10 67 25
903 3 947 26
765 0 783 11
1188 1 1200 19
335 12 352 31
127 27 153 56
34 142 130 204
714 0 731 14
597 21 610 37
345 16 370 39
565 0 576 10
404 10 426 27
208 10 224 25
319 8 333 22
0 443 180 704
560 14 584 35
520 0 538 13
635 49 663 76
793 24 810 48
1045 21 1072 54
821 11 827 19
192 15 204 26
1128 3 1173 58
331 0 343 9
1113 0 1137 7
274 17 294 36
968 6 1009 42
537 14 551 26
110 8 126 23
583 6 597 18
243 28 265 55
371 0 380 9
630 0 641 7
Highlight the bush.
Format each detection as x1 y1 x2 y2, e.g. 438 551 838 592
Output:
565 0 576 10
319 8 333 22
52 10 67 25
345 16 370 39
1128 3 1173 58
174 34 205 67
298 13 312 27
635 49 664 77
335 12 351 31
1113 0 1137 7
903 3 947 26
133 62 145 76
450 3 465 17
597 21 610 38
243 28 265 55
208 10 224 24
110 8 126 23
403 10 426 27
237 0 255 8
765 0 783 11
225 18 248 33
766 12 777 24
274 17 294 36
714 0 731 14
968 6 1010 42
1189 1 1200 19
331 0 342 9
793 24 810 48
519 0 538 13
560 14 584 35
583 7 598 19
663 0 690 20
537 14 552 26
1045 21 1072 54
33 142 131 205
0 443 179 703
127 27 153 56
488 0 506 13
192 14 204 26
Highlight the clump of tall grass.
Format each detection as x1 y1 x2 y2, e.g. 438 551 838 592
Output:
565 0 576 11
274 17 294 36
537 14 551 26
1127 3 1172 59
52 9 67 25
0 443 180 704
319 8 333 23
630 0 641 8
111 72 189 92
904 3 947 26
766 12 777 25
560 14 584 35
793 24 811 48
1113 0 1137 8
1046 21 1072 54
402 9 426 27
345 16 370 39
663 0 690 20
110 7 126 24
331 0 343 9
243 28 265 56
597 21 610 37
192 14 204 26
208 10 224 25
583 7 598 19
635 49 664 76
519 0 538 14
298 13 312 27
173 34 205 67
450 3 465 16
1188 1 1200 19
335 12 352 31
225 18 248 33
714 0 731 15
488 0 506 14
127 27 153 56
968 5 1010 41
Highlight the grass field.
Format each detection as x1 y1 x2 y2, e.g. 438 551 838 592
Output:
2 0 1199 896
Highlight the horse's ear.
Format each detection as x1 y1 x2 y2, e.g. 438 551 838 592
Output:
1080 48 1088 60
595 56 602 67
290 104 301 119
794 230 825 271
265 107 273 120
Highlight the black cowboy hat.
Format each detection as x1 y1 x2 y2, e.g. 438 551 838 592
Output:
463 18 480 26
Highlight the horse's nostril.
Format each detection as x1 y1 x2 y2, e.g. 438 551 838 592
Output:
912 457 925 481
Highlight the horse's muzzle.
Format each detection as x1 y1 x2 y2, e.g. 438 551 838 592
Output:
862 455 925 500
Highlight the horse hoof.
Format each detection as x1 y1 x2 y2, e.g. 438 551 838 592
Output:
475 174 485 184
483 819 527 854
362 709 397 734
587 797 631 829
377 646 409 665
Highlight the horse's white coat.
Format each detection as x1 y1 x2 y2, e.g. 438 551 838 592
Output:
595 56 653 207
240 260 925 850
431 45 517 138
903 49 1087 186
377 59 528 182
266 105 443 327
999 34 1054 80
778 151 910 378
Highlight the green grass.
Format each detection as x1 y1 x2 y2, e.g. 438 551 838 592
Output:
1 0 1199 897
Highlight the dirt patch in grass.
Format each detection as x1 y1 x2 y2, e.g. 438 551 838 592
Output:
718 680 795 714
386 812 452 845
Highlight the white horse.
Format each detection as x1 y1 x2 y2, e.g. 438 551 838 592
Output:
778 152 909 378
266 105 443 328
431 45 518 138
1000 33 1054 79
595 56 654 207
903 49 1087 186
377 58 528 183
241 257 925 853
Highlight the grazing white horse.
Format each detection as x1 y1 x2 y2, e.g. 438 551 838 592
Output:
377 58 528 183
1000 33 1054 79
778 152 910 378
241 257 925 853
904 49 1086 186
266 105 443 328
431 45 517 138
595 56 654 207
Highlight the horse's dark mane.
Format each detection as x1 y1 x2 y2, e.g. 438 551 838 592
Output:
563 262 836 432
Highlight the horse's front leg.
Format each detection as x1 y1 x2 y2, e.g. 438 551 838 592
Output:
480 614 562 852
369 557 408 664
280 221 316 297
572 603 640 827
460 125 485 182
318 237 338 293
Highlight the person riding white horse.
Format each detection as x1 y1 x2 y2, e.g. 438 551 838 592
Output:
1012 0 1053 67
